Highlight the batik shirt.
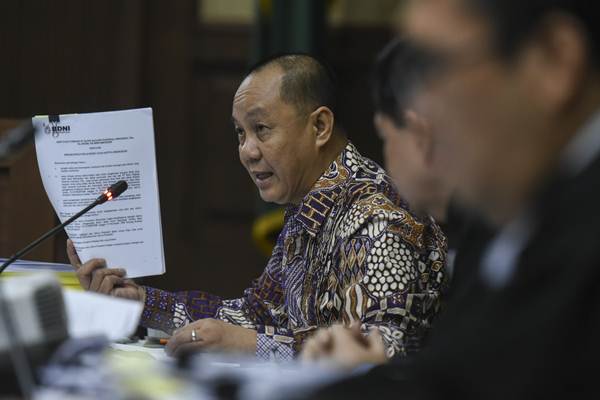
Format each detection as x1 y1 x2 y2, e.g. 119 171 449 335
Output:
141 142 447 361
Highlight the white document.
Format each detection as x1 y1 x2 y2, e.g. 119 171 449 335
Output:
63 289 143 341
33 108 165 278
109 342 171 362
0 258 72 273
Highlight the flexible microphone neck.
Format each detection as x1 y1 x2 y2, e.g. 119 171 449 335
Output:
0 180 128 275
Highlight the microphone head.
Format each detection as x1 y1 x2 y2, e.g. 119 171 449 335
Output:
0 120 36 161
97 180 128 204
107 180 128 199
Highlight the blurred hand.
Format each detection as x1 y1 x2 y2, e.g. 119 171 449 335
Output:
301 324 387 370
301 326 334 361
67 239 145 302
165 318 257 357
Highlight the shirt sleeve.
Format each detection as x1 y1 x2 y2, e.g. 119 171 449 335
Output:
255 325 312 361
139 227 287 335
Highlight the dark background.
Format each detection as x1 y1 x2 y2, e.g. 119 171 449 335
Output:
0 0 397 297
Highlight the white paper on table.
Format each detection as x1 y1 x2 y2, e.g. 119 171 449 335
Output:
0 258 72 272
109 342 171 362
32 108 165 278
63 289 143 341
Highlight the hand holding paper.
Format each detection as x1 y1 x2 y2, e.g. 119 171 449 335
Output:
33 108 165 278
67 239 145 302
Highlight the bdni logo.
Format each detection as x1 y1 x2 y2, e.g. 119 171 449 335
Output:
43 122 70 138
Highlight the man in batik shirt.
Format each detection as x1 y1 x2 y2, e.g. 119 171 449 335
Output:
68 54 446 361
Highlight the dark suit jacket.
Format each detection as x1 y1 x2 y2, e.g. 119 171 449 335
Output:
310 153 600 399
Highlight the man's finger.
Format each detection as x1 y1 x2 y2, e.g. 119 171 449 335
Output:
300 339 319 361
330 324 360 347
89 267 126 292
165 326 193 356
66 239 82 268
367 327 384 349
77 258 108 279
314 328 333 350
75 258 108 290
98 274 123 294
305 329 333 359
350 323 369 345
172 342 204 358
349 322 362 333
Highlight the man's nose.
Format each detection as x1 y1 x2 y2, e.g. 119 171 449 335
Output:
240 137 261 163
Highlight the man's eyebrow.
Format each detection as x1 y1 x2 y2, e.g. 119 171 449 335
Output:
246 107 268 120
232 107 268 126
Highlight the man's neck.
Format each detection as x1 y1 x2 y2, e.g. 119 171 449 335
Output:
321 135 349 167
290 135 349 205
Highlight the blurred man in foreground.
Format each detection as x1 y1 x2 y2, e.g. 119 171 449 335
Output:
305 0 600 398
68 54 447 361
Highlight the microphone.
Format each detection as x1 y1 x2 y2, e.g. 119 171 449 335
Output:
0 120 37 162
96 180 128 204
0 180 128 275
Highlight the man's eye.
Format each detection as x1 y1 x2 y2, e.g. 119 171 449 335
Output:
256 124 270 138
235 128 245 142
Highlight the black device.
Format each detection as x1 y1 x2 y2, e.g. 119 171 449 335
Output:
0 120 36 161
0 180 128 397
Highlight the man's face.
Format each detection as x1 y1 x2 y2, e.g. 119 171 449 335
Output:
374 112 428 212
403 0 551 223
232 67 318 205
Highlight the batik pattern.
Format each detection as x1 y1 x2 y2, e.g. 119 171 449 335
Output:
141 143 447 360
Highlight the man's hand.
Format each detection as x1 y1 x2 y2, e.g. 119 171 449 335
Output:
67 239 145 302
301 324 387 369
165 318 257 357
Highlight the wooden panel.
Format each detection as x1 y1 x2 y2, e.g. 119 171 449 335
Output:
0 120 56 262
0 0 143 118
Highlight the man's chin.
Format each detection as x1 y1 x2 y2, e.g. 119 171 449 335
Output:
258 189 286 205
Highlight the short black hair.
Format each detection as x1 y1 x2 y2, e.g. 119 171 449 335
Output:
371 38 425 127
246 53 337 115
467 0 600 64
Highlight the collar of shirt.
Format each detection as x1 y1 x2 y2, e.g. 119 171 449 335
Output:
285 142 357 237
480 211 534 289
481 107 600 289
560 108 600 177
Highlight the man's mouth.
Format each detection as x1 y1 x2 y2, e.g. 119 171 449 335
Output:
254 171 273 182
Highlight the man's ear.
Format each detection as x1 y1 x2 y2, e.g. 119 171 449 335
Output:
373 112 399 140
520 13 589 112
311 106 335 148
405 109 434 165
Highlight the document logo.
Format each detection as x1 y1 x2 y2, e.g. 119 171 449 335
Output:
43 116 70 138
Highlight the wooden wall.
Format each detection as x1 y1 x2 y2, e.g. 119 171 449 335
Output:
0 120 55 262
0 1 393 298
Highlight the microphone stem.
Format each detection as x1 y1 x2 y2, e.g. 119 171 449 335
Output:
0 198 101 274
